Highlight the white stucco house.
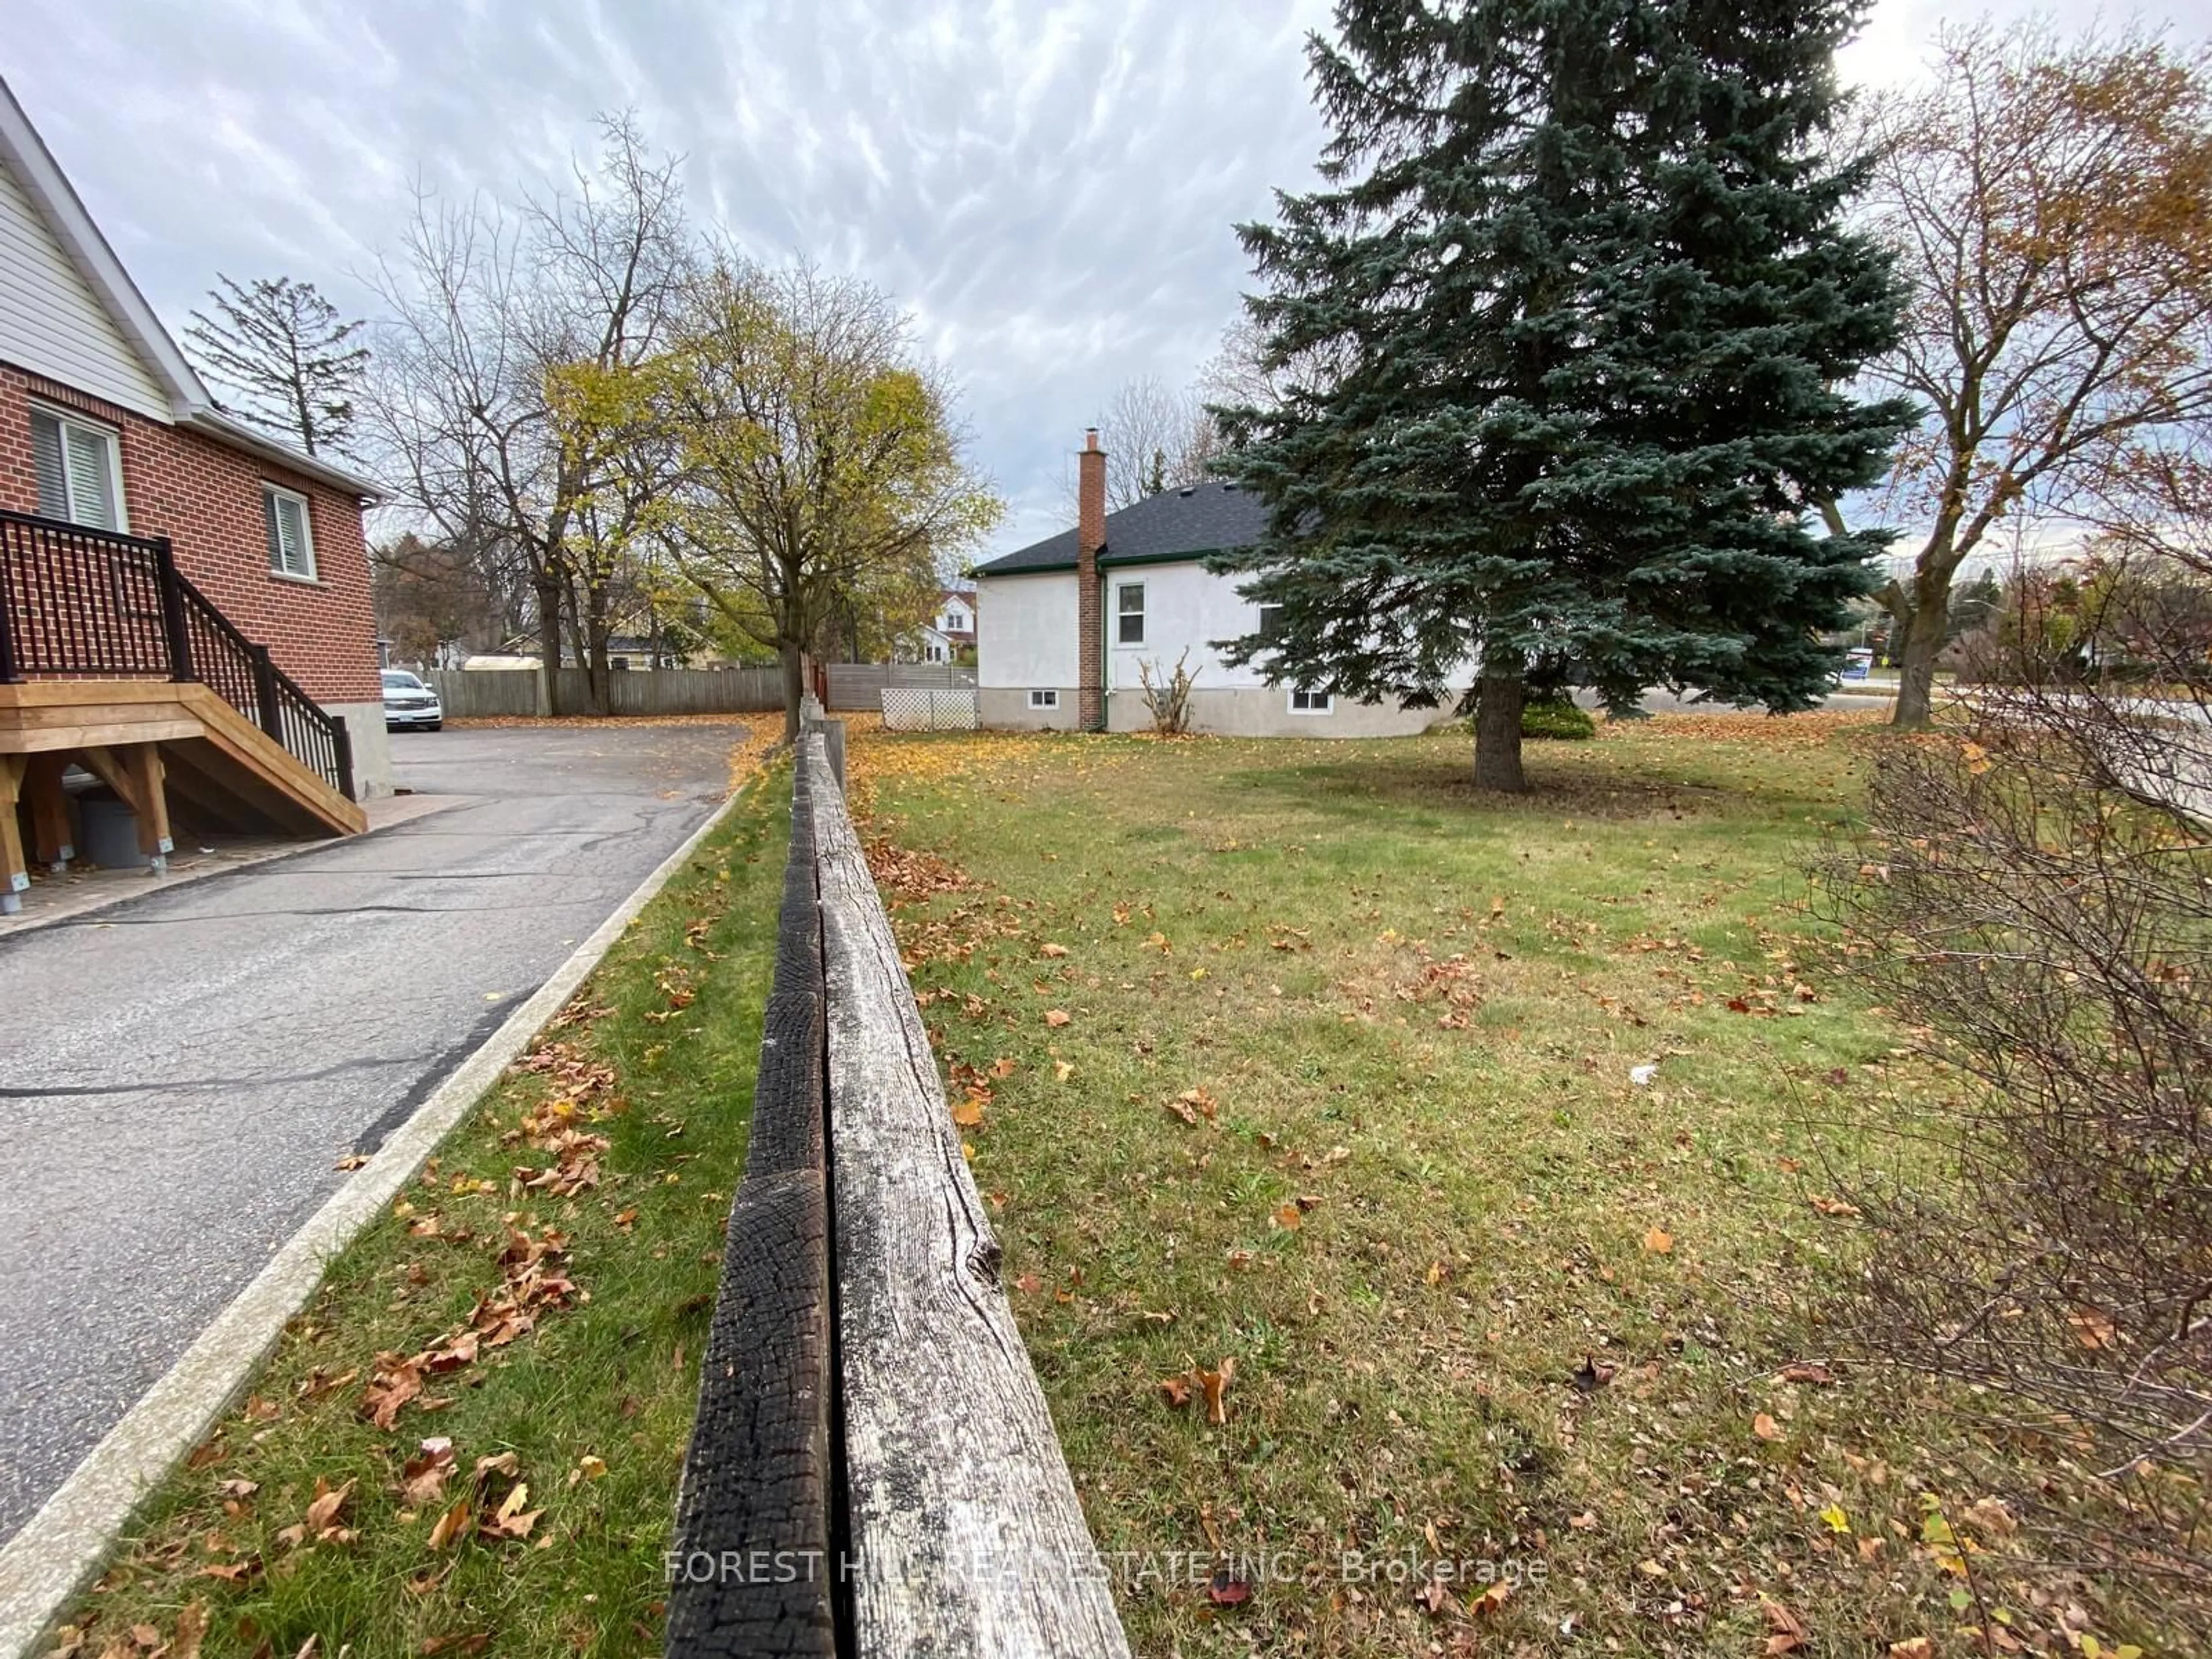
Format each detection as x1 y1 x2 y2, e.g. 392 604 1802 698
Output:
974 430 1463 736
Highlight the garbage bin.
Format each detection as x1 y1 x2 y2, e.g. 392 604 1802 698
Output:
79 792 151 870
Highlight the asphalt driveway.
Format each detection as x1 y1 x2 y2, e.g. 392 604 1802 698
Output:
0 721 745 1542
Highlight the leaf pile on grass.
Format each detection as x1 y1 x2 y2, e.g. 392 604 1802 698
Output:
850 724 2187 1658
50 767 792 1659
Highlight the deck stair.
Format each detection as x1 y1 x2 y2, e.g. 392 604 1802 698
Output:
0 508 362 911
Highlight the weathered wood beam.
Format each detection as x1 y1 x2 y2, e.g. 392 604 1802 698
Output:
22 754 71 869
0 755 27 912
75 744 173 870
808 737 1132 1657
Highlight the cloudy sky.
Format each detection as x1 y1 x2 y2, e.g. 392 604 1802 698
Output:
5 0 2093 562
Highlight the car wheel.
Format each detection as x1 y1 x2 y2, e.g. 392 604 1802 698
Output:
427 722 442 732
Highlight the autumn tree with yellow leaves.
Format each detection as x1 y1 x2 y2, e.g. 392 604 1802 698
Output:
1849 23 2212 728
660 259 1001 740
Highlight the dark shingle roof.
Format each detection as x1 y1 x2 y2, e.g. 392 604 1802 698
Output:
973 482 1268 576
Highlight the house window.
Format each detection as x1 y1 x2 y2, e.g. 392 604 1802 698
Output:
1257 604 1286 643
1028 689 1060 709
1289 688 1334 714
926 643 946 662
263 485 316 580
1116 582 1145 645
29 406 126 530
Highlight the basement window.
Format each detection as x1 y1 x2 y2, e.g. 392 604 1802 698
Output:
29 406 126 531
1028 689 1060 709
1116 582 1145 645
1289 688 1334 715
263 484 317 580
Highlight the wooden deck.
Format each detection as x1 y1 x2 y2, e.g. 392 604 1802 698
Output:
0 680 364 910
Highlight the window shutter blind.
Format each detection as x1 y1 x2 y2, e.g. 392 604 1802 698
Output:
265 491 312 577
62 426 117 528
29 412 67 519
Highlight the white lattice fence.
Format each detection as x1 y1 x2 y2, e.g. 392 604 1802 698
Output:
881 687 979 730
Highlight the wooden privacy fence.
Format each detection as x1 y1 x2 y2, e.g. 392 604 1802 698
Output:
823 662 975 713
425 668 783 719
665 733 1130 1658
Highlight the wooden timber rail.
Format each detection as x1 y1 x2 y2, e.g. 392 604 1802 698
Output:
666 733 1131 1658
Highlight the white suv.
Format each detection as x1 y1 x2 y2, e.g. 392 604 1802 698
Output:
381 668 444 732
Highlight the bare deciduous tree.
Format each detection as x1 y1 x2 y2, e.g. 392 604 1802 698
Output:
1847 22 2212 728
1097 375 1218 509
362 113 689 715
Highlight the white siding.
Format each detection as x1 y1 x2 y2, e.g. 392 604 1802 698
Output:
1103 560 1277 693
0 154 170 419
976 571 1080 688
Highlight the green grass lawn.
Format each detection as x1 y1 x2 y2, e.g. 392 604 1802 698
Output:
50 764 791 1659
850 717 2187 1659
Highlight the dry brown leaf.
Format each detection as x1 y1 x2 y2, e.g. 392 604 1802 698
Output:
171 1602 210 1659
950 1097 984 1128
303 1478 354 1537
1038 943 1069 959
1196 1357 1235 1424
426 1498 471 1551
1753 1412 1785 1441
1157 1376 1192 1408
1642 1226 1675 1254
1043 1009 1071 1028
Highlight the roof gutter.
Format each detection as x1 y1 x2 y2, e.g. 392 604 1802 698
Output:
182 408 384 503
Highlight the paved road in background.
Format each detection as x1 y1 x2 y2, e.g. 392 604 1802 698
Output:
0 722 741 1542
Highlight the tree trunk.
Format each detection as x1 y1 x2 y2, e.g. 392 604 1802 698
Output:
781 640 805 744
1891 573 1954 729
1473 672 1527 792
533 573 563 717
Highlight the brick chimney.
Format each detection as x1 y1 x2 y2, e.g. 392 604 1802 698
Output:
1076 427 1107 730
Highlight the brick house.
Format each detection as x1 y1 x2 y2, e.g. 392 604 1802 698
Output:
0 74 381 909
973 429 1467 734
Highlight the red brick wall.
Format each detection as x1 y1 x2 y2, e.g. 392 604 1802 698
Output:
0 362 380 704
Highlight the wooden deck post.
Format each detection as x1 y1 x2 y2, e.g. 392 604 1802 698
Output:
0 755 28 914
23 754 71 870
77 743 174 874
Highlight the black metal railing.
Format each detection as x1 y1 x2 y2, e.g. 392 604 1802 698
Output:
0 507 355 801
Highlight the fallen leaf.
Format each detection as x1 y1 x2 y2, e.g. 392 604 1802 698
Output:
402 1439 457 1506
1271 1203 1302 1230
1039 943 1069 959
175 1599 211 1657
1807 1193 1861 1218
1043 1009 1071 1028
1157 1376 1192 1408
333 1154 370 1172
1054 1060 1074 1083
950 1097 984 1128
1753 1412 1785 1442
1207 1571 1252 1607
578 1455 608 1480
1196 1357 1235 1424
427 1498 471 1550
1761 1597 1808 1654
1643 1226 1674 1254
1819 1503 1851 1534
303 1478 354 1538
1779 1362 1835 1385
1888 1641 1933 1659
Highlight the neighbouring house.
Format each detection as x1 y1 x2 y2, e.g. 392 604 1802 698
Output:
0 75 382 908
898 589 977 665
974 429 1463 734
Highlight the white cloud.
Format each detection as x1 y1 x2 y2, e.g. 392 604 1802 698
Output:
0 0 2118 562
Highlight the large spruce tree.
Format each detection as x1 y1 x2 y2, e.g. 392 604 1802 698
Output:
1212 0 1912 789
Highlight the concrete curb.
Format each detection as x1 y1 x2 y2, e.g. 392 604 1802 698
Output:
0 781 753 1659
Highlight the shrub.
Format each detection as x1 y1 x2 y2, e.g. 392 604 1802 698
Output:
1521 696 1595 740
